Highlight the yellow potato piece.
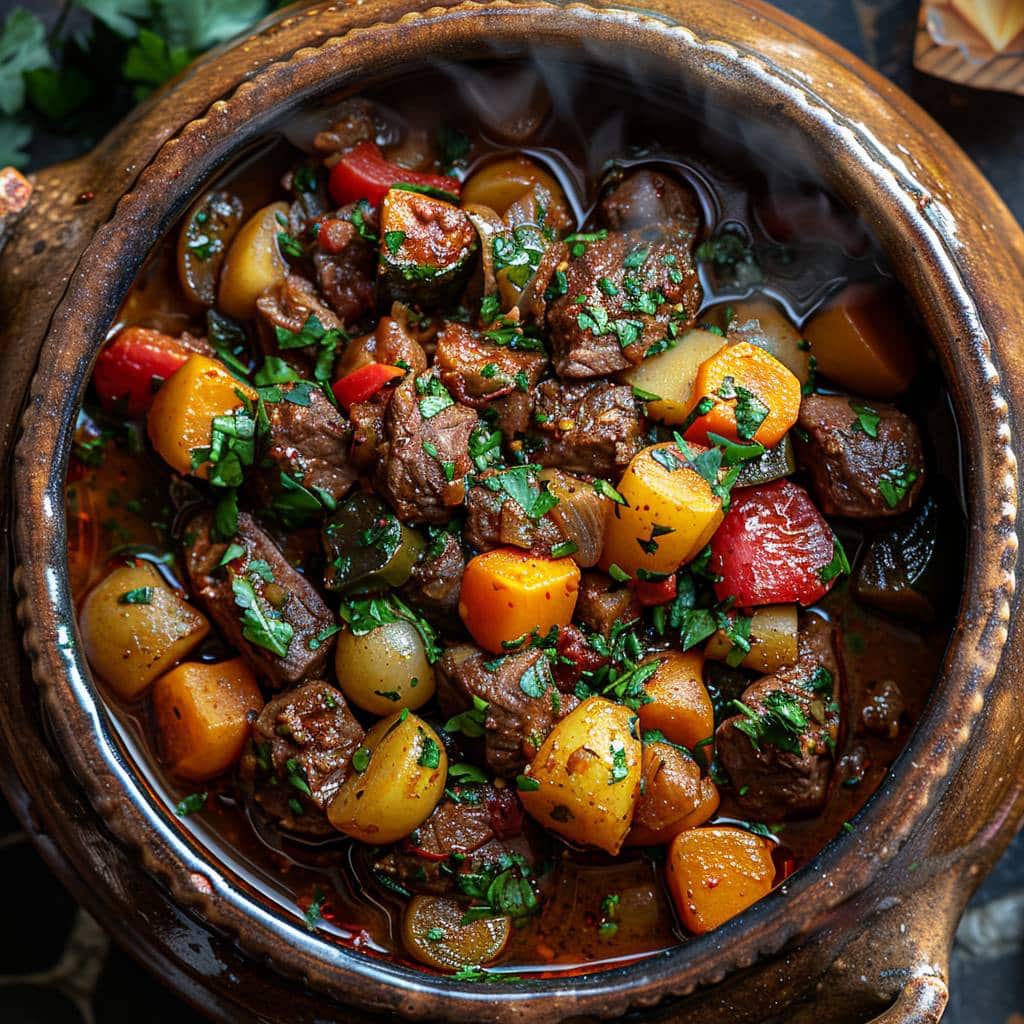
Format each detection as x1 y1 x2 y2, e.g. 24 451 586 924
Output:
704 604 798 674
152 657 264 781
147 354 256 476
402 896 510 971
217 201 289 319
599 443 724 579
334 620 437 716
518 696 641 855
79 561 209 700
328 711 446 844
621 329 726 424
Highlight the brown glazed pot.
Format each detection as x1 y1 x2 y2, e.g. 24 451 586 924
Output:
2 2 1024 1021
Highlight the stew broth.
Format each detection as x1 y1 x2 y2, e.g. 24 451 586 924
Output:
66 59 963 975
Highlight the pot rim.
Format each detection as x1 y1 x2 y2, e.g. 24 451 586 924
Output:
10 2 1021 1020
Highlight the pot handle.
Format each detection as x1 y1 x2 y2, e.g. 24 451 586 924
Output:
866 975 948 1024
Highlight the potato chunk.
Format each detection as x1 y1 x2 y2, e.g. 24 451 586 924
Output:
147 354 256 476
620 328 725 425
217 201 289 319
152 657 264 780
636 651 714 751
599 443 724 579
79 562 209 700
518 696 641 855
328 711 447 844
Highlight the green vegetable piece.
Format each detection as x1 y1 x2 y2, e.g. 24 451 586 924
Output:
322 492 424 594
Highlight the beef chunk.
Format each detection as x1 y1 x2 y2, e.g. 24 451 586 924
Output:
794 394 925 518
575 571 641 637
600 170 701 237
634 741 714 834
435 321 547 410
314 206 377 326
464 468 565 555
400 527 465 626
375 372 478 525
861 679 904 739
338 314 429 377
241 682 363 837
256 273 344 376
545 223 702 378
715 615 841 821
311 100 378 158
532 379 643 476
372 785 538 895
348 398 386 474
251 383 355 507
183 512 335 688
438 646 578 778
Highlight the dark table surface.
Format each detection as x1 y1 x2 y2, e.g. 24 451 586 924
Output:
2 1 1022 1022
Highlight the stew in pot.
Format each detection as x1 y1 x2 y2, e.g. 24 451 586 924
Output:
67 64 963 978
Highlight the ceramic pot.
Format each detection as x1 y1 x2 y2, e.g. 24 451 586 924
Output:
2 2 1023 1021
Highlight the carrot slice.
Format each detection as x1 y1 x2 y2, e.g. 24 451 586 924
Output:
682 341 801 448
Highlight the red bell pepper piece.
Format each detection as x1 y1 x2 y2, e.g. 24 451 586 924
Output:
631 575 678 607
332 362 406 411
327 141 460 208
708 480 840 607
93 327 193 417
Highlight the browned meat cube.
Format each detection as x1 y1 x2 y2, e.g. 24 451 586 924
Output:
256 273 345 376
545 229 702 378
531 379 643 477
251 383 355 509
464 467 565 555
183 512 336 688
438 645 578 778
375 371 479 525
373 785 539 896
600 169 702 236
794 394 925 518
435 321 548 409
575 571 641 638
400 527 466 627
715 616 841 821
241 682 364 837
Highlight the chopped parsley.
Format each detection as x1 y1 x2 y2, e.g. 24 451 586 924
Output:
175 792 207 816
384 229 406 254
231 574 294 658
850 401 881 438
732 691 808 755
418 732 441 769
878 464 920 508
444 695 489 738
818 534 852 583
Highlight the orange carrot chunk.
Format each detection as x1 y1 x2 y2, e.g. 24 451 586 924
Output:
666 827 776 934
458 547 580 654
682 341 801 449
